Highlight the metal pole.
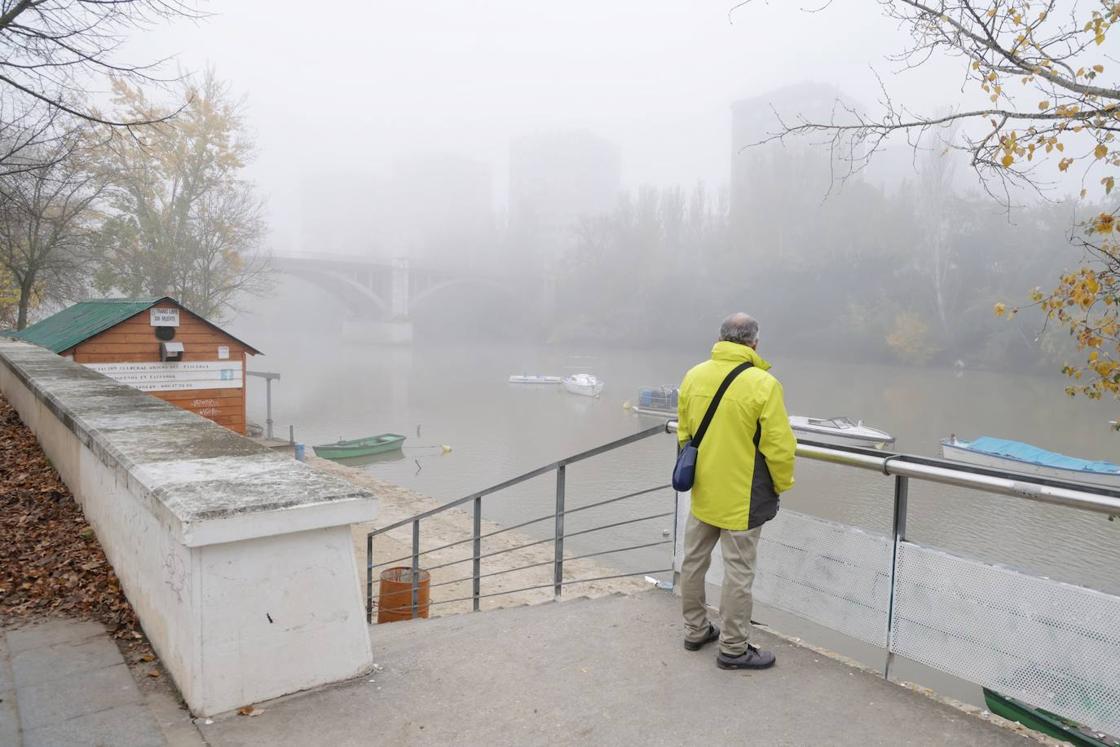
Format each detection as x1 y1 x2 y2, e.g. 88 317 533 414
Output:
265 378 274 440
553 465 566 600
884 475 909 680
473 497 482 612
672 441 681 590
366 533 374 624
288 424 294 446
411 520 420 620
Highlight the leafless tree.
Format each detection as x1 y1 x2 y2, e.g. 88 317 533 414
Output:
0 0 202 175
748 1 1118 202
0 125 105 328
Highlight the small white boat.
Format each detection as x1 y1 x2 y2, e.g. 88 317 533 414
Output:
789 416 895 449
508 375 562 385
563 373 604 398
941 435 1120 489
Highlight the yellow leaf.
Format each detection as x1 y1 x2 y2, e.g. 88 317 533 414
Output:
1093 64 1105 73
994 303 1007 317
1095 143 1109 159
1001 152 1014 168
1038 100 1049 110
1104 176 1116 194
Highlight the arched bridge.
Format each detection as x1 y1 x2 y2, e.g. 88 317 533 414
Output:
270 254 554 322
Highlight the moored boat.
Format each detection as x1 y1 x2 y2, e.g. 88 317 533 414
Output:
982 688 1118 747
789 416 895 449
941 435 1120 489
312 433 406 460
630 386 678 416
563 373 604 398
508 374 562 385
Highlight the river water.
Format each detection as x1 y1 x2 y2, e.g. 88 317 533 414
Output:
235 314 1119 599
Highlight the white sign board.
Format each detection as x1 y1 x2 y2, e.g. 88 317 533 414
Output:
85 361 242 392
217 345 229 360
150 308 180 327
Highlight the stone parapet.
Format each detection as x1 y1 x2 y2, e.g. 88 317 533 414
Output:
0 340 377 716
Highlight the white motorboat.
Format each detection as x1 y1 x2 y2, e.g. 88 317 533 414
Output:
508 374 562 385
941 435 1120 489
789 416 895 449
563 373 604 398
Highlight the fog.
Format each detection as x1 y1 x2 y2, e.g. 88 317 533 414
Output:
127 1 977 255
108 2 1105 385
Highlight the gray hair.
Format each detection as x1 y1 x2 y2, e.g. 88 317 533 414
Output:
719 313 759 346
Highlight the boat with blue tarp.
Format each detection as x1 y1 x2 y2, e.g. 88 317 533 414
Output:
941 436 1120 489
629 386 678 416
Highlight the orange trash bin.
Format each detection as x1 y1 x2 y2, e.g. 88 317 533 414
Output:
377 567 431 623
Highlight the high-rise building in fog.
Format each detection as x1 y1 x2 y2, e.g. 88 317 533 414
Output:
730 83 845 237
730 83 914 255
508 130 621 264
296 154 494 268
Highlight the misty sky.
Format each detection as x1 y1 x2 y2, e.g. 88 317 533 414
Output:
126 1 974 253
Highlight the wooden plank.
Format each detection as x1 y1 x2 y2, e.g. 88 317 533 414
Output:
75 351 254 364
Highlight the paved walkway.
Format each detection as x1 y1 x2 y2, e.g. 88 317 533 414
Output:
199 590 1034 746
0 619 170 746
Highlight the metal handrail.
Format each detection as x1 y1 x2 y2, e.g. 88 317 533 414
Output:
365 422 675 622
666 420 1120 515
368 417 1120 625
370 422 668 537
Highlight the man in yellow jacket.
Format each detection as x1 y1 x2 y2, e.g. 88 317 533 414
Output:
677 313 795 669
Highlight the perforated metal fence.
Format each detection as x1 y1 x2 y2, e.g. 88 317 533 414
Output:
891 541 1120 736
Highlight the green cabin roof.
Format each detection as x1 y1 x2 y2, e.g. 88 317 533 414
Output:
15 297 260 355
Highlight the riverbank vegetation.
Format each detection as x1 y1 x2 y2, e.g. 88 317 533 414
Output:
554 170 1081 375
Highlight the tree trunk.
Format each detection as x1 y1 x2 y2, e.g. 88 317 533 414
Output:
16 273 35 331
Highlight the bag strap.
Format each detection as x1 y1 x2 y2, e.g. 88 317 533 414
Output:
691 361 753 448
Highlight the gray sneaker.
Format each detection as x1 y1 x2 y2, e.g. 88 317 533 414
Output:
683 623 720 651
716 644 776 670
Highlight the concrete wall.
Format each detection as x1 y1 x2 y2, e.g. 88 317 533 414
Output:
0 340 377 716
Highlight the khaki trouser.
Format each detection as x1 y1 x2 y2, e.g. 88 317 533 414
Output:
681 513 762 656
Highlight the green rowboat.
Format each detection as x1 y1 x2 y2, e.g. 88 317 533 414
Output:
982 689 1118 747
312 433 406 460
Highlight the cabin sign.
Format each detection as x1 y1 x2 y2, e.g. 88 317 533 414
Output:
85 361 243 392
150 308 180 327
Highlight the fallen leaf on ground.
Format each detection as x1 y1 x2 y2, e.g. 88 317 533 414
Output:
0 396 148 657
237 705 264 717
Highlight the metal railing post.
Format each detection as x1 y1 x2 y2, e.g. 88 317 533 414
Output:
366 533 374 624
554 465 566 600
265 377 274 440
884 474 909 680
473 497 482 612
411 520 420 620
672 436 681 590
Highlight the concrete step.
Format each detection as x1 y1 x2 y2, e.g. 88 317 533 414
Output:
198 591 1034 746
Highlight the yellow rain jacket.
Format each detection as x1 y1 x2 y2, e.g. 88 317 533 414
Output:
677 341 796 530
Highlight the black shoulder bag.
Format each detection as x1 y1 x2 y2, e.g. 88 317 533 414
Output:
672 361 753 492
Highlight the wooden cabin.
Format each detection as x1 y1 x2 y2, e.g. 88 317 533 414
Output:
16 297 260 434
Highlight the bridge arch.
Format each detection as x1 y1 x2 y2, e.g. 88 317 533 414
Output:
280 267 391 318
